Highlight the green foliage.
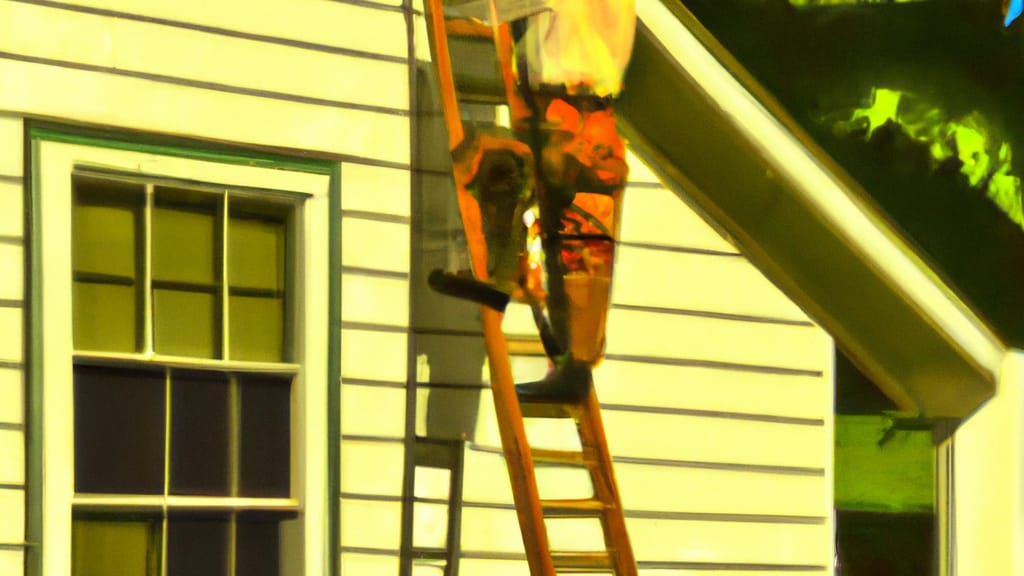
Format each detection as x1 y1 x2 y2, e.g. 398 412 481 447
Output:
837 87 1024 228
835 415 934 513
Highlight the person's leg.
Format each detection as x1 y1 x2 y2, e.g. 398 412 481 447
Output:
544 99 627 364
517 96 628 398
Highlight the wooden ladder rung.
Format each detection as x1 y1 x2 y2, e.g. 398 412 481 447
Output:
531 447 598 467
518 400 579 419
505 336 547 357
446 18 495 39
541 498 608 518
550 551 615 573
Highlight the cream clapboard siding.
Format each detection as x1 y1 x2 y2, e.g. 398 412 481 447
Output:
462 151 836 575
0 115 25 576
339 162 412 570
0 1 416 574
0 1 410 164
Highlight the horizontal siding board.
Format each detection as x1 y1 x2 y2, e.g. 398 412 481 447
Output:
340 384 406 439
626 517 829 565
460 447 513 505
339 497 403 550
602 411 827 469
619 185 737 253
0 369 22 424
593 360 827 421
0 58 410 163
460 507 526 554
614 462 826 517
0 245 23 301
340 164 411 218
340 218 410 273
0 308 22 363
414 386 483 439
0 548 24 576
48 0 408 59
0 487 24 543
413 466 452 501
412 12 433 62
450 561 826 576
500 303 537 337
472 402 826 468
340 329 408 382
341 275 409 328
613 245 807 322
625 149 660 185
412 500 449 549
604 308 827 373
0 182 22 238
461 443 825 517
459 506 828 565
340 439 404 497
634 565 827 569
414 332 487 386
2 3 409 113
458 558 529 576
0 430 23 485
0 117 21 178
339 552 401 575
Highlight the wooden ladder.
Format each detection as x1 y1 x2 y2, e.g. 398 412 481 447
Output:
423 2 638 574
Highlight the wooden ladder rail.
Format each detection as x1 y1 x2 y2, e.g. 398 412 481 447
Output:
424 2 556 575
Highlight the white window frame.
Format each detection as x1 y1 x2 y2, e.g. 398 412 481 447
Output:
36 140 330 576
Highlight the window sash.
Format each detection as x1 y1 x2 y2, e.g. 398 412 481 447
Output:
72 174 294 363
37 138 332 576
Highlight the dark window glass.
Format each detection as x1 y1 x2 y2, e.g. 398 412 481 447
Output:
236 514 282 576
170 371 230 496
239 376 291 497
74 366 165 494
166 515 229 576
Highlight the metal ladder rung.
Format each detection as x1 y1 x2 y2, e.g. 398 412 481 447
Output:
541 498 609 518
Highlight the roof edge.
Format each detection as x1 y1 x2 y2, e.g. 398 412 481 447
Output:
621 0 1004 417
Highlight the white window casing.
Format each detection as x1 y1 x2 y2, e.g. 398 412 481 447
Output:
36 140 331 576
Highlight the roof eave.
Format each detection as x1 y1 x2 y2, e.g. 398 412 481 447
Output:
620 0 1004 418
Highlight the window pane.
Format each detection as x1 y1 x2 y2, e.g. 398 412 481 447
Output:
73 282 137 352
72 176 141 279
74 367 165 495
239 376 291 497
72 516 161 576
229 212 285 291
153 289 219 358
72 176 142 354
166 515 229 576
229 295 284 362
152 189 219 285
170 371 230 496
236 514 282 576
